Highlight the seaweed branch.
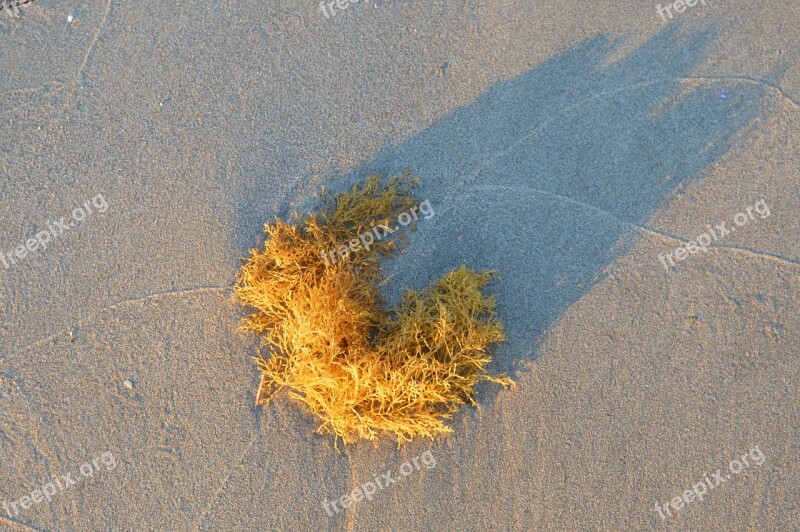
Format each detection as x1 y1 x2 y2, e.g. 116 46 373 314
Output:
235 174 512 445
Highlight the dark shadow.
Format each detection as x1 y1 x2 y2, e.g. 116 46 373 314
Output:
314 21 778 379
239 20 780 397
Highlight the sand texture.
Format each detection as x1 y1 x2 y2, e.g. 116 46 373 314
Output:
1 0 799 530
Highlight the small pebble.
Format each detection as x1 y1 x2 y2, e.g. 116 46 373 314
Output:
123 380 134 390
68 14 74 23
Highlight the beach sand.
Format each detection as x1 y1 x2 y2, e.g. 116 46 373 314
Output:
1 0 798 529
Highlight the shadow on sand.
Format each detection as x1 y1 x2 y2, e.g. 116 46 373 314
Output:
309 22 782 387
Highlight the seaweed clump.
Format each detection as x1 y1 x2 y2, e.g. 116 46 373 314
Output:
235 174 512 445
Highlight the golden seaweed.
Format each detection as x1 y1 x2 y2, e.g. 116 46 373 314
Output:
235 173 512 445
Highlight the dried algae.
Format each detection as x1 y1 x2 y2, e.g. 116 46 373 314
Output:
235 174 512 445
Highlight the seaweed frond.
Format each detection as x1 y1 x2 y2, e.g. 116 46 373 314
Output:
235 173 512 445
